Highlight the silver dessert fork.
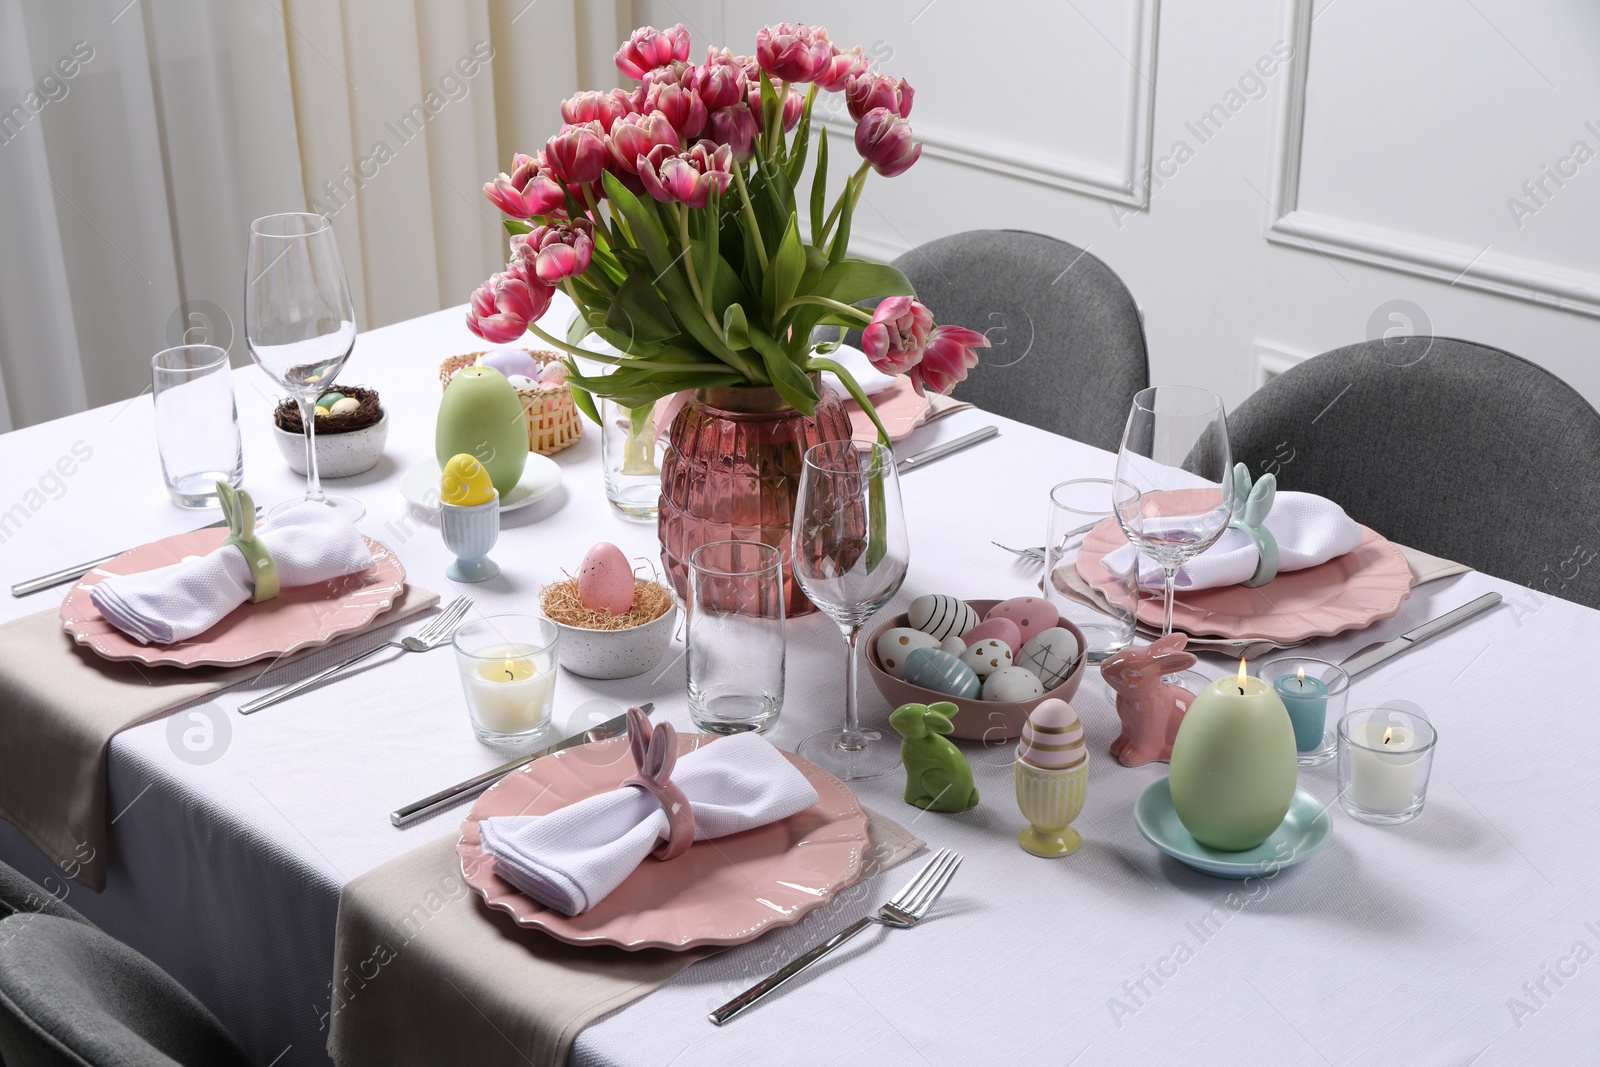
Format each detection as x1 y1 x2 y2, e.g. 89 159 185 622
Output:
708 847 962 1025
239 596 473 715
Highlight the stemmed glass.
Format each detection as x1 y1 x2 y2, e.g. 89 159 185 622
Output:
791 440 909 780
245 212 364 520
1113 386 1235 636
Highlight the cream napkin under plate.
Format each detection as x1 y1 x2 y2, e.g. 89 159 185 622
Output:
89 501 374 645
1108 491 1364 592
479 732 819 916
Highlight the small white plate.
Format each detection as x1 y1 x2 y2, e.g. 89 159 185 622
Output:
400 454 562 513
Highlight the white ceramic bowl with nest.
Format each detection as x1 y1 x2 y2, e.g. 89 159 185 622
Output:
273 413 388 478
554 605 677 680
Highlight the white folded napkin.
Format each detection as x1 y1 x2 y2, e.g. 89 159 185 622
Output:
478 732 820 916
820 343 897 397
1106 491 1364 591
88 502 374 645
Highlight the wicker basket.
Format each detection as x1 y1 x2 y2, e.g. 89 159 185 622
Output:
439 349 583 456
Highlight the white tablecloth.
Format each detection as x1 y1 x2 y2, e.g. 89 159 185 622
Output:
0 300 1592 1067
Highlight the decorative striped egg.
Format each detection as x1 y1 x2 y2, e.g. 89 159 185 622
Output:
875 627 940 680
1017 627 1082 690
907 594 980 641
983 596 1060 649
903 647 982 699
1018 698 1086 770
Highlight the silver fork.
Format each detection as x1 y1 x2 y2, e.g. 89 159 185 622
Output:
708 847 962 1026
238 596 473 715
993 520 1104 566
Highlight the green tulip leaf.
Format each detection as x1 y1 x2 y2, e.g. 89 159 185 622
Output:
723 303 752 349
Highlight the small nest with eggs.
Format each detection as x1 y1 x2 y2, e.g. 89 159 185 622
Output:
273 386 382 435
540 576 674 631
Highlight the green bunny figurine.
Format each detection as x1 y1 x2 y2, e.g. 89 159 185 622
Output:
889 702 979 813
1228 462 1279 587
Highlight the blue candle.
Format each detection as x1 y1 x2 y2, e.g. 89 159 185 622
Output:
1273 668 1329 752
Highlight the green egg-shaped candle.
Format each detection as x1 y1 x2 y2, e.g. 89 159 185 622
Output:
1167 665 1297 851
435 366 527 497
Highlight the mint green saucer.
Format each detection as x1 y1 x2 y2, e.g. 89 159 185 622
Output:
1133 778 1332 879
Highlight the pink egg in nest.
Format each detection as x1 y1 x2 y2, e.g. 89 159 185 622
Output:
577 542 635 615
1017 698 1085 770
963 616 1022 654
984 596 1059 648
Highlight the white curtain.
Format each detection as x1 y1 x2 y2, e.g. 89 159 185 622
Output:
0 0 627 431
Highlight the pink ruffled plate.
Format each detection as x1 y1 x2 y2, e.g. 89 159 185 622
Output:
848 375 932 442
59 528 407 668
458 734 871 951
1076 516 1412 643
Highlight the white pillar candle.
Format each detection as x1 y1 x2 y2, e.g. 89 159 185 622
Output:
1348 722 1420 813
463 645 556 735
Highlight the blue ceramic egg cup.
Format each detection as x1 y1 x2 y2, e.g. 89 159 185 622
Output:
440 494 500 582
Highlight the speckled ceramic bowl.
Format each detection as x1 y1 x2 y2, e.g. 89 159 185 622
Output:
273 412 388 478
554 605 677 680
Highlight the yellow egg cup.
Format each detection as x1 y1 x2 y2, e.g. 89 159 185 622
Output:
1014 758 1088 857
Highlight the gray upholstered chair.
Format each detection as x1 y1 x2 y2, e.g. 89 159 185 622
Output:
0 862 249 1067
1228 337 1600 607
863 229 1150 450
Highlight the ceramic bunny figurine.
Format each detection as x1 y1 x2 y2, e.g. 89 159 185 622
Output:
889 702 979 812
1100 634 1199 767
1229 462 1278 587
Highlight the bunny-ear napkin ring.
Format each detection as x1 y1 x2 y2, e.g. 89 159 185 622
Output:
1228 463 1279 588
217 481 278 603
620 705 695 861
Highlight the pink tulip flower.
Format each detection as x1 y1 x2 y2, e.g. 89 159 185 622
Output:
615 24 691 81
560 89 633 132
755 23 833 84
643 80 708 140
745 83 805 132
909 325 988 395
815 45 869 93
483 152 565 218
845 72 913 122
708 103 759 160
545 122 608 185
695 50 747 111
854 107 921 177
860 297 935 374
607 110 681 175
637 141 733 209
466 264 553 344
512 219 594 283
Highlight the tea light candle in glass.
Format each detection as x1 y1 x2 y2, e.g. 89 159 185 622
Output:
1337 707 1437 824
453 615 559 744
1262 657 1348 766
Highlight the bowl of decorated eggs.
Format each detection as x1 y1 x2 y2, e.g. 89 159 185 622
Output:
272 386 388 477
867 594 1085 741
539 542 677 680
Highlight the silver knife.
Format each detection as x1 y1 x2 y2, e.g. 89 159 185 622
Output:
10 511 253 597
389 702 654 828
1338 593 1502 678
896 425 998 474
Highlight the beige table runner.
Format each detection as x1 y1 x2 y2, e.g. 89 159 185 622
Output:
1050 543 1471 658
327 807 923 1067
0 585 438 890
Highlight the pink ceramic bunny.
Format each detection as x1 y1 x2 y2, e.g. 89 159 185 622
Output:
1100 634 1198 767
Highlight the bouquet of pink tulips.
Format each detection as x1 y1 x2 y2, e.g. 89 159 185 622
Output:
466 22 989 439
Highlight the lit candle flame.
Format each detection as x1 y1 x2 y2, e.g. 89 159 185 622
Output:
1237 657 1248 693
1296 665 1306 682
1382 726 1394 746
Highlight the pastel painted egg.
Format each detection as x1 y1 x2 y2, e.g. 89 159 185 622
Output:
329 396 361 416
984 596 1059 648
505 374 538 391
938 634 968 656
1018 698 1086 770
439 453 495 507
904 647 982 700
313 406 330 417
1017 627 1081 690
963 617 1021 654
982 665 1045 702
316 392 345 408
960 639 1013 679
537 361 568 384
577 542 635 615
477 347 541 381
875 627 940 680
907 594 980 641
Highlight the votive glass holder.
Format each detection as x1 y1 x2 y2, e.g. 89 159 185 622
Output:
1261 657 1348 766
453 614 558 745
1337 707 1437 824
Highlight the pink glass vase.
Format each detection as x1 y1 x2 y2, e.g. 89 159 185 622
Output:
659 381 851 616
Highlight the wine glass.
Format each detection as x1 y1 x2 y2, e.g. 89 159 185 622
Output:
791 440 909 780
245 212 364 520
1113 386 1235 636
